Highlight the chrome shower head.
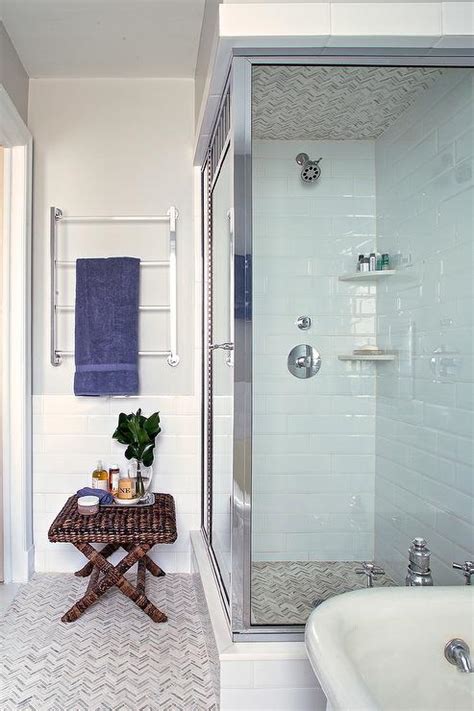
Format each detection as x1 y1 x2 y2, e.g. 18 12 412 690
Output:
296 153 322 184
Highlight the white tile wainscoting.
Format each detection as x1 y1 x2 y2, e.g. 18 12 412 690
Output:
191 532 327 711
33 395 201 573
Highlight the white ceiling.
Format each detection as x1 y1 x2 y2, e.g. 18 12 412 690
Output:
0 0 206 78
252 65 446 140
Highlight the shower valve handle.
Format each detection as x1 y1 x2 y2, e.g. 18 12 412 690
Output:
355 562 385 588
296 355 313 368
453 561 474 585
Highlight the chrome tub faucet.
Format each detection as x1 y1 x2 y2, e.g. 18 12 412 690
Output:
406 538 433 586
445 639 473 673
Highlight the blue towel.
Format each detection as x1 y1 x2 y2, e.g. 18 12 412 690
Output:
77 487 114 504
74 257 140 396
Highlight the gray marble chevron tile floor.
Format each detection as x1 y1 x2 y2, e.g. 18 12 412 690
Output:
251 560 396 625
0 573 219 711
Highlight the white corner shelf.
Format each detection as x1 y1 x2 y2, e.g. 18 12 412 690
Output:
338 270 396 282
338 354 396 362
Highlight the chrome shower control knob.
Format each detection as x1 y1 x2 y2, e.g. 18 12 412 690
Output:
287 345 321 379
296 315 312 330
296 355 312 368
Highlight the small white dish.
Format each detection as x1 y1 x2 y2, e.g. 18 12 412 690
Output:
113 496 141 506
354 344 382 353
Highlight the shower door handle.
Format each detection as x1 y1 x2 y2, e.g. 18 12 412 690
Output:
227 208 235 368
210 343 234 351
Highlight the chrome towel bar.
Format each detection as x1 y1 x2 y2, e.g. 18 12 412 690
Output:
50 206 180 368
56 260 170 267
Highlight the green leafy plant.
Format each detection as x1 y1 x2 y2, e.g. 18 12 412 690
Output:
112 409 161 496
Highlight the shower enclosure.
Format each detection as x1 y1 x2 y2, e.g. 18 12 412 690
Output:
202 57 474 640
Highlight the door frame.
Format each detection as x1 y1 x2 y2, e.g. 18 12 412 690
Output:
201 83 234 614
0 86 34 583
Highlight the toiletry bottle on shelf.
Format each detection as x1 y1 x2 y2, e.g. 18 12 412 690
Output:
376 253 382 271
92 460 108 491
369 252 376 271
360 257 370 272
108 464 120 496
357 254 364 271
382 253 390 270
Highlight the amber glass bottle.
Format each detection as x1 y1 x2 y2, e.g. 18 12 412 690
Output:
91 460 108 491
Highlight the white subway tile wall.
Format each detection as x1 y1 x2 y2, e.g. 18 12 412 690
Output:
252 139 377 562
375 69 474 584
33 394 201 573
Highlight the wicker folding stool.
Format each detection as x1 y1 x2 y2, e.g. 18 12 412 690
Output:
48 494 177 623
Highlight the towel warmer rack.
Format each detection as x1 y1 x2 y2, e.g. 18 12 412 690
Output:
50 206 180 368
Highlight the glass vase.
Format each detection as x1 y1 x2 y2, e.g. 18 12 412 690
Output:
130 460 153 499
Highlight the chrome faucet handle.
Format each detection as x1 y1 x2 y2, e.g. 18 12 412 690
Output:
355 562 385 588
295 354 313 368
453 561 474 585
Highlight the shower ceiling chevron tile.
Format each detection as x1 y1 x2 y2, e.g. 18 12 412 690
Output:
252 66 446 140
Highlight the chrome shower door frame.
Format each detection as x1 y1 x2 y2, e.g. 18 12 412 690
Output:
204 53 474 642
231 56 309 640
201 83 234 614
230 57 253 635
230 53 474 641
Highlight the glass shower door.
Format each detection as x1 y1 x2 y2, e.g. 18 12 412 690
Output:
205 144 234 600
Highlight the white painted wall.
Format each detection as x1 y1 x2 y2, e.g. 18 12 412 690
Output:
374 69 474 584
0 146 3 581
252 139 377 562
0 21 29 124
195 0 222 126
28 79 201 573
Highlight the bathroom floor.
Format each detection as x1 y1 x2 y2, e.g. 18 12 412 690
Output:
0 573 219 710
251 561 397 625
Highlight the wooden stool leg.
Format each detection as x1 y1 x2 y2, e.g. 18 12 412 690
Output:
63 544 143 622
122 544 165 577
62 543 167 624
137 558 146 595
74 543 119 577
86 565 100 592
143 556 165 578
